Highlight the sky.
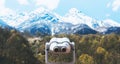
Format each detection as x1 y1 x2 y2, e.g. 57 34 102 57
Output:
0 0 120 23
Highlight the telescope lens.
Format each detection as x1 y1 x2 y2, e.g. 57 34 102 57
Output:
61 47 66 52
54 47 59 52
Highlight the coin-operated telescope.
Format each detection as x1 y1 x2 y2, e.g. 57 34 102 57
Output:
45 37 75 64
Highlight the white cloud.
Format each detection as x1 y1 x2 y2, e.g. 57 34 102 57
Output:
0 0 5 8
0 8 15 16
0 0 15 16
17 0 29 5
112 0 120 11
0 0 60 16
107 0 120 11
35 0 60 10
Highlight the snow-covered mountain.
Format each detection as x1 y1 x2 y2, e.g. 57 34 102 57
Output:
0 19 10 28
71 24 97 34
104 27 120 34
16 7 59 36
60 8 120 32
0 12 26 27
0 7 120 36
52 23 97 35
51 22 73 35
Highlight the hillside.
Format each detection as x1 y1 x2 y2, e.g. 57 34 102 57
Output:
28 34 120 64
0 27 120 64
0 27 41 64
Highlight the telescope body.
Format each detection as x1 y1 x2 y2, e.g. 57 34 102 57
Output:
45 37 75 64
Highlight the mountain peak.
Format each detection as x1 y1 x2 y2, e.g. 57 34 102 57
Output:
69 8 80 14
62 8 92 25
30 7 48 15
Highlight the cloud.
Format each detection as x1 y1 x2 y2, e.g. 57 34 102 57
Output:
17 0 29 5
107 0 120 11
0 0 60 16
112 0 120 11
0 8 15 16
0 0 5 8
35 0 60 10
0 0 15 16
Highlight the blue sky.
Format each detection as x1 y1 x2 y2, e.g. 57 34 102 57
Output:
0 0 120 23
55 0 120 22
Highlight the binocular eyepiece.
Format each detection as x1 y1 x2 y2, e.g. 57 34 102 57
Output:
53 47 67 52
45 37 75 64
54 47 59 52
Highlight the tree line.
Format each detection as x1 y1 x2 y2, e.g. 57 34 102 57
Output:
0 27 120 64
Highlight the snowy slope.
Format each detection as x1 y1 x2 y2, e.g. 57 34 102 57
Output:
16 7 59 36
0 19 10 28
51 22 97 35
71 24 97 34
0 12 26 27
16 7 98 35
0 7 120 35
60 8 120 32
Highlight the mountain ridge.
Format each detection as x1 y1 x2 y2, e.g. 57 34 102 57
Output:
0 7 120 36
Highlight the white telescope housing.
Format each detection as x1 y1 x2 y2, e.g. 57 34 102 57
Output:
49 38 71 53
45 37 75 64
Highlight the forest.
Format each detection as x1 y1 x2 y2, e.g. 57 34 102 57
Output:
0 27 120 64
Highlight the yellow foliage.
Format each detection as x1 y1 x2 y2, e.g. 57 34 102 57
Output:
96 47 106 54
10 30 16 33
79 54 94 64
104 51 109 60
